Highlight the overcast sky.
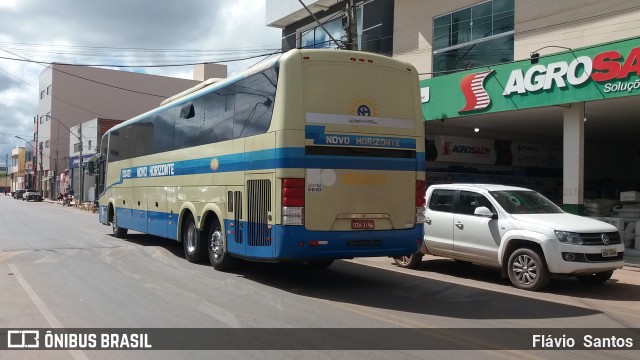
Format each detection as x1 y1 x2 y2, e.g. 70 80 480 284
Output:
0 0 282 166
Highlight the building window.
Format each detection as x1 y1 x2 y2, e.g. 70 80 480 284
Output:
39 116 45 124
46 85 52 95
87 140 92 150
299 7 362 49
46 112 51 121
74 142 81 152
40 90 45 99
45 140 50 148
433 0 514 76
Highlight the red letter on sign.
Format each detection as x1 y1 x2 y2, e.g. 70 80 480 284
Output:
592 50 621 82
618 47 640 79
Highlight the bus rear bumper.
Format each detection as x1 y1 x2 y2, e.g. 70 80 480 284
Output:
270 225 422 260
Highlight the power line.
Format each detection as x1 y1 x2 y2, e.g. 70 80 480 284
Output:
0 50 282 68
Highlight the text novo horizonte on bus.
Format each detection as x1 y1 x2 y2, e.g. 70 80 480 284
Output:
122 163 175 179
503 47 640 96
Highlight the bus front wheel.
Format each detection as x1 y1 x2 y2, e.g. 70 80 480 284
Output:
183 214 207 263
207 219 236 271
111 210 128 238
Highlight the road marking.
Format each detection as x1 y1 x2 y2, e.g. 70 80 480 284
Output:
0 250 24 263
9 264 89 360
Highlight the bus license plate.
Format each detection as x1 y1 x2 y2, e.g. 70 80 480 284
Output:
601 248 617 257
352 219 374 230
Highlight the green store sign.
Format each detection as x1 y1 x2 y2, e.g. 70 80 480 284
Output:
420 37 640 120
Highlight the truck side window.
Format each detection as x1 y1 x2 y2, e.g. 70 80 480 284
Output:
458 191 495 215
429 189 455 213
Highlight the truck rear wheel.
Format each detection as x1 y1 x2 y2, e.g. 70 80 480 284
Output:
393 253 423 269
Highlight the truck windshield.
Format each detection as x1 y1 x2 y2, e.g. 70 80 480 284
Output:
490 190 563 214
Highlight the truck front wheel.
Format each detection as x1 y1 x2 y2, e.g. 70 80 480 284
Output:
507 248 551 291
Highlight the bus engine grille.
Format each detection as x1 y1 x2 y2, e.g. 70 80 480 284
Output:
247 179 272 247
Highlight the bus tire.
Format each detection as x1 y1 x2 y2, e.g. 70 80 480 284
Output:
183 214 207 263
207 219 236 271
111 210 128 238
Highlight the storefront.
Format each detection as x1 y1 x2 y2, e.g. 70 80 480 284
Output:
420 36 640 213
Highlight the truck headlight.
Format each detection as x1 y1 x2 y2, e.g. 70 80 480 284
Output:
554 231 583 245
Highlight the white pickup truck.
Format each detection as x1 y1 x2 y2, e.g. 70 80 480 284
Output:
395 184 625 291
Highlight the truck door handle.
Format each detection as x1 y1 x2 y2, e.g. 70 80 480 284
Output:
425 217 431 225
455 222 464 230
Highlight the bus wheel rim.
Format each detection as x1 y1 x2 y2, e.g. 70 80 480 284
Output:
210 228 223 260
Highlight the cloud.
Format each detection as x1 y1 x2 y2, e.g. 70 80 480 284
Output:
0 0 282 158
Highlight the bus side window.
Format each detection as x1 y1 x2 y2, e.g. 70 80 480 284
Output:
233 69 277 138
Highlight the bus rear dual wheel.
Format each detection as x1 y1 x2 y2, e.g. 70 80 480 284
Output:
182 215 235 271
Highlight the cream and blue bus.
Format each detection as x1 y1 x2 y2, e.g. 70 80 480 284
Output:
94 49 426 270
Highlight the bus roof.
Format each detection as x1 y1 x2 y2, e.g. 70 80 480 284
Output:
104 48 414 135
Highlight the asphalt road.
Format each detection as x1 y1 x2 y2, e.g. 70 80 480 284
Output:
1 195 638 360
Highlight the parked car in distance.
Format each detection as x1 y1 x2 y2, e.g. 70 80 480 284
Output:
395 184 625 291
23 189 43 202
13 189 26 200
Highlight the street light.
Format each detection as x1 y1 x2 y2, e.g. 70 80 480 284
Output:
14 136 38 190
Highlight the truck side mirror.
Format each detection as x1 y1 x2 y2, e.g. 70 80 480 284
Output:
474 206 497 219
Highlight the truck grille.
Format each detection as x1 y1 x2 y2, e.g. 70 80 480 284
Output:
579 232 621 245
247 179 271 247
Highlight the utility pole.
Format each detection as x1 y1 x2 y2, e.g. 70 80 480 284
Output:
344 0 358 50
3 154 7 192
79 123 83 204
39 142 43 193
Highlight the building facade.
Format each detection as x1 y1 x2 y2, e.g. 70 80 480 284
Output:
37 64 226 199
65 118 123 203
267 0 395 54
266 0 640 215
9 147 28 191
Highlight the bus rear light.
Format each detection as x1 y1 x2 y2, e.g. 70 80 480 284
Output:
308 240 328 247
282 215 304 226
283 178 305 188
282 206 304 225
282 178 305 225
282 187 304 197
283 197 304 207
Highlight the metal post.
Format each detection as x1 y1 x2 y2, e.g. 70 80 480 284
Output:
79 123 83 204
345 0 358 50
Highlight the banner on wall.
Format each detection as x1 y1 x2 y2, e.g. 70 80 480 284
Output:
428 136 561 168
